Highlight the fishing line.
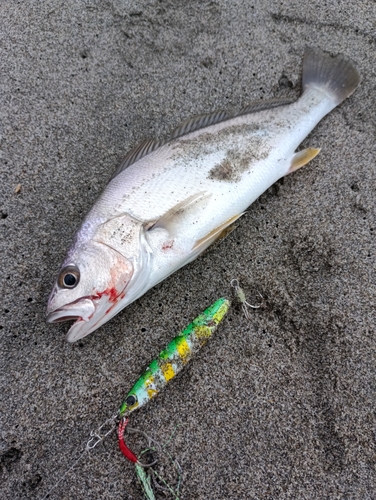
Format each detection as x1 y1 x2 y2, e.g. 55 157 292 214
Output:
41 415 178 499
129 426 183 499
41 413 118 499
41 449 88 500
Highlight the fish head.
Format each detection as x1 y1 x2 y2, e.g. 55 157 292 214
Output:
46 240 134 342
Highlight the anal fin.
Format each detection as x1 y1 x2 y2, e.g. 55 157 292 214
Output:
288 148 320 174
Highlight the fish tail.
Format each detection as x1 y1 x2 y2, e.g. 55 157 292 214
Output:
302 48 360 105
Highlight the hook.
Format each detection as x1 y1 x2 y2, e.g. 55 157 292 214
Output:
230 279 263 319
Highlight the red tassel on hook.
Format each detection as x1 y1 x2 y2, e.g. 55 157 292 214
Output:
118 417 138 464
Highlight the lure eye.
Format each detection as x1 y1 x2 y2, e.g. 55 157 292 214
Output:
58 265 80 289
126 394 137 407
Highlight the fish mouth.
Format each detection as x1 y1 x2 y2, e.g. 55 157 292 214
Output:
46 298 98 342
46 290 131 343
49 315 81 323
46 298 95 324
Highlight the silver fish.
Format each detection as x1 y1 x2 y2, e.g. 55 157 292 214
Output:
47 48 360 342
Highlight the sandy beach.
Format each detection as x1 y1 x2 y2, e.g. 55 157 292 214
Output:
1 1 375 498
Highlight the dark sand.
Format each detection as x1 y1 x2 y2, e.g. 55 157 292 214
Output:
1 1 375 498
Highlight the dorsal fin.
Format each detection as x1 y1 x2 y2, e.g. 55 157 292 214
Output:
109 138 167 181
108 111 233 182
238 97 295 116
109 97 296 182
170 109 233 140
171 98 296 141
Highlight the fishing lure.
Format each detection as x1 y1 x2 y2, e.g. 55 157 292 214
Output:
119 297 230 418
117 298 230 496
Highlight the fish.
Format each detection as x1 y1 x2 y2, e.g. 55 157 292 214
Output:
119 297 230 416
46 48 360 342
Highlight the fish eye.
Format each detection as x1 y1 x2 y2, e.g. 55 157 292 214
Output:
126 394 137 407
58 265 80 289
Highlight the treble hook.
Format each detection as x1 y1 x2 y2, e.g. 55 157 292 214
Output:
230 279 263 319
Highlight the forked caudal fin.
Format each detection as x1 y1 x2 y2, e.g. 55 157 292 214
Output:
303 47 360 105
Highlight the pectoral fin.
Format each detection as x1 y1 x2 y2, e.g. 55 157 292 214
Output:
146 192 212 236
192 213 244 251
288 148 321 174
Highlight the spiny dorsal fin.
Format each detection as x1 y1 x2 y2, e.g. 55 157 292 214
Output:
238 97 295 116
170 109 233 140
109 111 233 182
109 138 167 181
110 98 296 182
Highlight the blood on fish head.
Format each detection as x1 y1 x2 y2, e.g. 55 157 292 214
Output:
46 240 133 342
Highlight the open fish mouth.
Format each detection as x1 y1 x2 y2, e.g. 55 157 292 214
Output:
48 315 81 323
46 289 131 342
46 298 98 342
46 298 95 324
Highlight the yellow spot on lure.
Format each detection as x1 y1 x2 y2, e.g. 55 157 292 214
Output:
119 298 230 417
